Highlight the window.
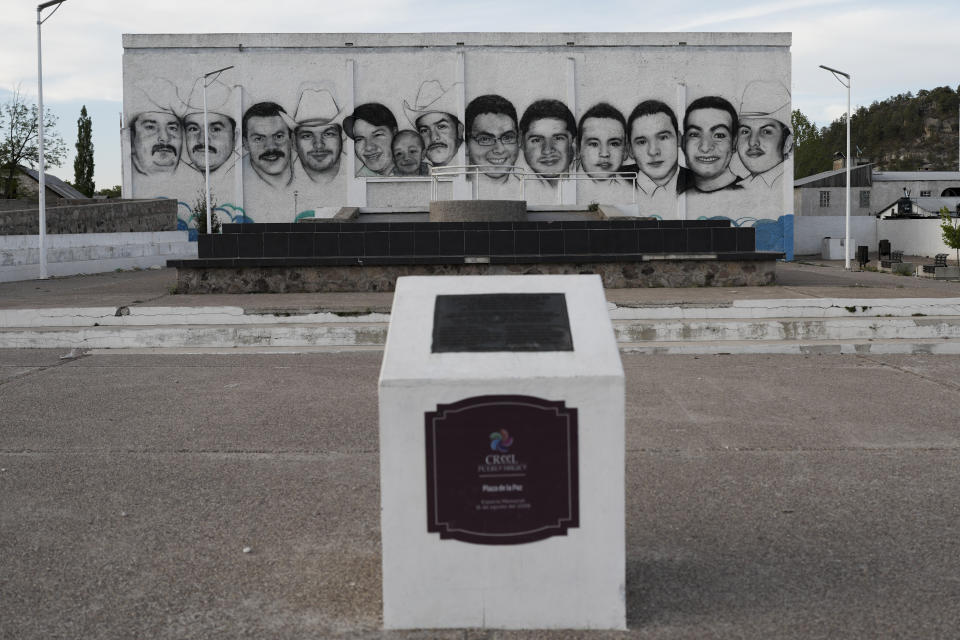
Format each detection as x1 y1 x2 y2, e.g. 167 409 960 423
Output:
859 190 870 208
819 191 830 207
920 190 931 197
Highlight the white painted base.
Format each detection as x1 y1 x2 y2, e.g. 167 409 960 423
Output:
378 275 626 630
0 231 195 283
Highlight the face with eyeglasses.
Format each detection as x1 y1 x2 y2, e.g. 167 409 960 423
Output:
467 112 520 179
522 117 574 178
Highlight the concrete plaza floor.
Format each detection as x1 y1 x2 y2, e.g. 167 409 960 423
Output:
2 348 959 639
2 259 959 637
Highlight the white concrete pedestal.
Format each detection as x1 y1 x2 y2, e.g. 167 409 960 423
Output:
378 274 625 630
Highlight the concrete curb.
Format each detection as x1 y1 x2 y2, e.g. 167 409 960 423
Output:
4 298 960 354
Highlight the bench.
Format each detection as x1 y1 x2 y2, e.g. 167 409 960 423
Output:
881 250 904 269
922 254 949 274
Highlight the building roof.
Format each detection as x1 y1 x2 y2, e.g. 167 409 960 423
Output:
20 166 88 200
872 171 960 182
916 196 960 213
794 163 873 189
876 196 960 217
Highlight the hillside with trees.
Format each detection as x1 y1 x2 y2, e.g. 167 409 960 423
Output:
793 85 960 179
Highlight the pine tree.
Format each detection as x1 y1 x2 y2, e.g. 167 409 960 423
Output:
73 105 94 197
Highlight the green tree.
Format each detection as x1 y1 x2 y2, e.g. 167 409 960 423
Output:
940 207 960 267
0 87 67 199
791 109 828 178
97 184 121 198
73 105 95 197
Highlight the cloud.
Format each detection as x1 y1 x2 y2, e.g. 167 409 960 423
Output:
4 0 958 184
664 0 848 30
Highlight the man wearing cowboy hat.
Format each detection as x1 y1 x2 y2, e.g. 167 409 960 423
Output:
292 88 344 184
129 80 184 177
404 80 463 168
242 101 295 189
180 80 236 174
736 80 793 189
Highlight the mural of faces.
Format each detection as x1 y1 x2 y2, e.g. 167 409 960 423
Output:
392 130 426 176
628 108 679 186
467 112 520 180
683 97 739 192
523 118 574 178
579 115 626 178
416 112 462 167
352 118 396 176
183 112 235 172
245 116 292 182
738 117 789 176
128 72 792 221
131 111 182 175
295 122 343 179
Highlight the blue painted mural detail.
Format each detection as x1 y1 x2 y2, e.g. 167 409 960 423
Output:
169 197 253 240
700 214 794 260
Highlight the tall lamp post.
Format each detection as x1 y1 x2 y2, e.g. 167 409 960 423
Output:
201 66 233 234
36 0 68 279
820 64 852 269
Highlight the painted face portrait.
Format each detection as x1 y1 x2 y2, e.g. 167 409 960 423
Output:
522 117 574 178
684 108 735 180
392 130 425 176
183 113 235 172
579 117 626 178
245 115 291 177
416 112 461 166
630 112 679 185
352 118 396 175
738 117 788 175
467 112 520 180
295 122 343 175
132 111 182 175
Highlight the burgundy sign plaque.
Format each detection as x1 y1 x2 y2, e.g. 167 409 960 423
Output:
425 395 579 545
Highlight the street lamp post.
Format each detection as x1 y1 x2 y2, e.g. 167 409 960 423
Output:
36 0 67 279
820 64 852 269
201 66 233 234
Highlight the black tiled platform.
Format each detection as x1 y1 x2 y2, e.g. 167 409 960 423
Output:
181 219 782 266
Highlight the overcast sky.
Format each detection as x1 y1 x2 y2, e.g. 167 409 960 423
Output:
1 0 957 189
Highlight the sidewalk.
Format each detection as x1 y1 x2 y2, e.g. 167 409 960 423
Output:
1 260 958 312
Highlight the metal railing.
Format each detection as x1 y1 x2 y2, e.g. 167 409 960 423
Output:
429 165 640 204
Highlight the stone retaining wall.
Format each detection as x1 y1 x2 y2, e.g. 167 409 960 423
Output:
175 259 776 293
0 199 177 235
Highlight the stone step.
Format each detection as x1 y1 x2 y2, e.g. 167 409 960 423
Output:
4 297 960 352
612 316 960 343
4 316 960 353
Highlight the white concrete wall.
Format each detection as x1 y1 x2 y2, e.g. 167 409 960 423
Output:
879 219 955 258
794 215 878 256
0 231 195 282
794 215 956 258
123 32 792 225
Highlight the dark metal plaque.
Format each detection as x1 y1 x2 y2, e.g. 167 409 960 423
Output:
432 293 573 353
424 395 579 545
